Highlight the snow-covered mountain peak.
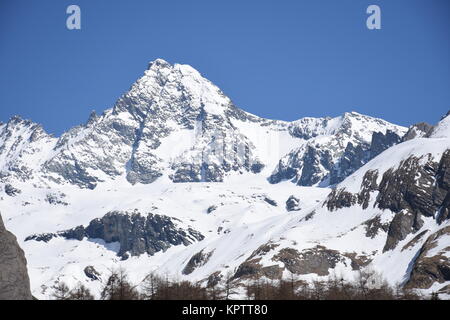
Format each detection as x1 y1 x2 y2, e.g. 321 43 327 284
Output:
147 58 172 70
430 110 450 139
121 58 231 119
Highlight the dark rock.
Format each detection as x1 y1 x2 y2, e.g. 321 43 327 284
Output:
357 170 379 209
298 146 332 186
45 192 68 206
383 211 419 252
0 213 32 300
286 195 301 212
26 211 205 258
263 197 277 207
84 266 101 281
324 189 357 211
4 184 21 197
330 142 369 185
182 250 214 275
364 215 389 239
207 205 218 214
369 130 401 159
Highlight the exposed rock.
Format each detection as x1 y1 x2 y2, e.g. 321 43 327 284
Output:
263 197 277 207
401 230 428 252
383 211 421 252
364 215 390 239
232 243 283 280
324 189 357 211
84 266 101 281
26 211 204 258
342 252 372 271
369 130 401 159
4 183 21 197
270 113 405 187
402 122 434 141
378 151 450 250
405 226 450 290
0 213 32 300
45 192 68 206
273 246 346 276
330 142 368 185
286 195 301 212
207 205 218 214
377 155 438 218
233 258 283 280
182 249 214 275
357 170 379 209
325 150 450 252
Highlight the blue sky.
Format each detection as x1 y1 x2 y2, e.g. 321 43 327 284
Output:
1 0 449 135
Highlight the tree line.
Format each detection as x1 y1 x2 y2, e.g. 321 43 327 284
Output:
51 268 438 300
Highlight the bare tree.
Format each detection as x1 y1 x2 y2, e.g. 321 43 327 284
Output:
222 271 239 300
69 283 94 300
101 268 139 300
51 282 71 300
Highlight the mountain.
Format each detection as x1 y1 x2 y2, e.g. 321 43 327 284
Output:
0 58 448 299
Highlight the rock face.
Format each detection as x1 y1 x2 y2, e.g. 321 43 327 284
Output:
0 213 32 300
232 244 371 281
405 227 450 290
325 149 450 252
402 122 435 142
286 195 301 212
26 211 204 258
182 249 214 275
270 113 405 187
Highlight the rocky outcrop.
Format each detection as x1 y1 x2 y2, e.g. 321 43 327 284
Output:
273 247 344 276
84 266 101 281
270 112 405 188
325 150 450 252
4 183 21 197
232 243 283 280
232 243 371 281
330 130 401 185
330 142 369 186
369 130 402 159
324 189 357 211
0 213 32 300
286 195 301 212
26 211 204 258
272 246 370 276
405 227 450 290
379 151 450 251
182 249 214 275
402 122 434 142
364 215 390 239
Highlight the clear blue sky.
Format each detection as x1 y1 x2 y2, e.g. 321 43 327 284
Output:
1 0 449 135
